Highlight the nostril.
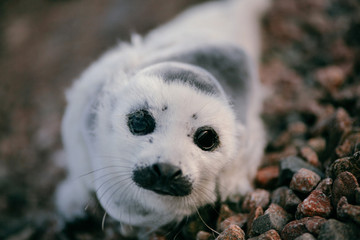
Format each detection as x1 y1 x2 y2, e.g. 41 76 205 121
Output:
172 169 183 179
152 163 162 177
151 163 183 180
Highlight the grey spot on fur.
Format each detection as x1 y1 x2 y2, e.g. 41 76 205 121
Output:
162 105 168 111
160 66 220 95
192 113 198 120
149 137 153 143
86 112 97 131
169 44 250 93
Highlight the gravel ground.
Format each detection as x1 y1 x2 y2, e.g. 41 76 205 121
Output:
1 0 359 239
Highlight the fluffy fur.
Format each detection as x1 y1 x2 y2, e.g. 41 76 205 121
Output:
55 0 270 237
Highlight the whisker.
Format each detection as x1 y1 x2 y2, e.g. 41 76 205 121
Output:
78 165 132 179
189 196 220 236
92 172 132 186
97 176 132 203
105 180 133 210
102 212 107 231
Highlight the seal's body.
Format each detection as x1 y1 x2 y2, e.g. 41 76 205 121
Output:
56 0 269 236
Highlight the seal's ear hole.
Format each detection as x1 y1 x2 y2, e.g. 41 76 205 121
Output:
193 126 219 151
127 109 156 136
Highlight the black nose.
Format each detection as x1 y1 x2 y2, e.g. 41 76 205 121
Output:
132 163 192 196
152 163 183 180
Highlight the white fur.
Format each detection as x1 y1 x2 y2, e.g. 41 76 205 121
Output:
55 0 269 237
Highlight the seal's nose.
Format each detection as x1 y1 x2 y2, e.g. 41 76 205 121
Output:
132 163 192 196
151 163 183 180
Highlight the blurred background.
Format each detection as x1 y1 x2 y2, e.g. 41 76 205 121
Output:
0 0 359 239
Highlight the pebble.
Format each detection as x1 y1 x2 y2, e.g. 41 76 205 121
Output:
271 187 289 207
256 165 280 188
337 196 360 225
247 206 264 237
288 121 307 137
317 219 359 240
294 233 316 240
252 203 291 235
315 65 345 93
332 171 359 207
281 217 326 240
241 189 270 212
218 213 248 232
327 157 354 179
336 138 356 158
196 231 213 240
271 187 301 213
299 146 320 167
217 204 235 228
307 137 326 154
314 178 332 196
312 108 352 161
248 229 281 240
296 190 332 219
290 168 321 194
278 156 323 185
355 187 360 205
149 233 167 240
215 224 245 240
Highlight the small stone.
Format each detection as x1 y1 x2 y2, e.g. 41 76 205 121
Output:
296 190 333 219
247 206 264 237
271 187 289 208
351 151 360 178
217 204 235 228
281 220 307 240
355 187 360 205
248 229 281 240
219 213 248 232
315 178 332 196
327 157 353 179
315 65 345 93
307 137 326 154
256 165 280 188
271 187 301 213
281 217 326 240
336 138 357 158
332 171 359 207
337 196 360 225
196 231 213 240
294 233 316 240
290 168 321 194
252 204 291 235
300 146 320 167
304 217 327 235
215 224 245 240
315 108 352 162
278 156 323 185
149 233 167 240
317 219 359 240
241 189 270 212
288 121 307 137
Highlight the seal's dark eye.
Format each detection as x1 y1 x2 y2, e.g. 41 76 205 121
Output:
127 109 156 136
193 126 219 151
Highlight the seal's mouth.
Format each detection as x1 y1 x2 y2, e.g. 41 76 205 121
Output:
132 163 193 197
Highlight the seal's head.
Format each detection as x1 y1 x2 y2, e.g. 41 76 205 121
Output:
83 62 241 227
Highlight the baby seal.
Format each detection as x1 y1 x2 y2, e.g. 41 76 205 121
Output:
56 0 270 237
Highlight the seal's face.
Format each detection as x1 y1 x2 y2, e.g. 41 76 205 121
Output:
84 63 240 227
